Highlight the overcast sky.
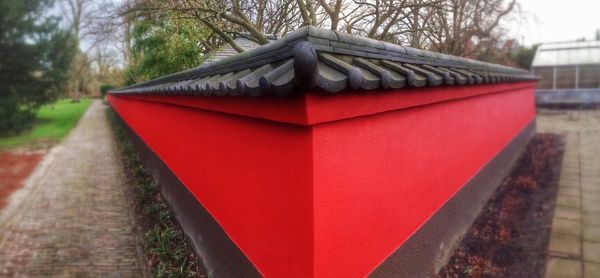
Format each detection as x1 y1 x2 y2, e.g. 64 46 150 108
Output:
97 0 600 50
505 0 600 46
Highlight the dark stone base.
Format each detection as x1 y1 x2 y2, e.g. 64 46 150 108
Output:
113 111 262 278
369 120 535 277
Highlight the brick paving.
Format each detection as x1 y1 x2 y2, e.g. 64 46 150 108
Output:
0 100 146 277
537 109 600 278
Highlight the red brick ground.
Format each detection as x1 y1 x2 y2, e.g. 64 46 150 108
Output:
0 151 44 209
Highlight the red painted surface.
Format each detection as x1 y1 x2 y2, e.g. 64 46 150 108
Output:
119 82 534 125
109 96 314 277
108 82 536 278
313 88 535 277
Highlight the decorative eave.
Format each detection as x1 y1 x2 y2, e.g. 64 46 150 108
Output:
110 26 537 97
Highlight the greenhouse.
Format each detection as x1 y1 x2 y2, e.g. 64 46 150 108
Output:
533 40 600 88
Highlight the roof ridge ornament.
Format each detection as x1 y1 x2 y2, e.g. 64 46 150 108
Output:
292 41 319 91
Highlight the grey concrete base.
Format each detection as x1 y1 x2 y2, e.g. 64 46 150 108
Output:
370 121 535 277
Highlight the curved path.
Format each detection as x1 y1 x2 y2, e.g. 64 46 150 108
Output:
0 100 145 277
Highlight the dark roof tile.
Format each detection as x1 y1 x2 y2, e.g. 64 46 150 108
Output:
111 26 536 97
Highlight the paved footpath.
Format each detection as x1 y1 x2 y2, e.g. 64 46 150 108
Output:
0 100 146 277
537 109 600 278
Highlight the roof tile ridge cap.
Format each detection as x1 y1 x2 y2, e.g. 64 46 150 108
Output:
204 42 233 63
192 39 287 72
308 26 340 41
282 25 311 43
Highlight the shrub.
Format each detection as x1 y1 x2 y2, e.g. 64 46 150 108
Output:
100 84 115 97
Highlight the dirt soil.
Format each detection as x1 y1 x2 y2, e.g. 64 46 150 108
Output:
437 133 565 278
0 150 44 209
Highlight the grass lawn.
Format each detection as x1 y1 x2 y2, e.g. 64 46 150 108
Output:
0 99 92 149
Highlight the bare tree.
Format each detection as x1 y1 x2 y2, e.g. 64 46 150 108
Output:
126 0 433 51
425 0 517 56
124 0 519 60
58 0 123 98
57 0 111 51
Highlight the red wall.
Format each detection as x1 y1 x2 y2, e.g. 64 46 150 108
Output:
109 82 535 277
312 88 535 277
109 96 314 277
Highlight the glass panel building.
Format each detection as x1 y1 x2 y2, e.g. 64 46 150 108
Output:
532 41 600 90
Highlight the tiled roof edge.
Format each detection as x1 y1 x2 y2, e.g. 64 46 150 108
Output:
287 26 528 74
111 26 535 95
